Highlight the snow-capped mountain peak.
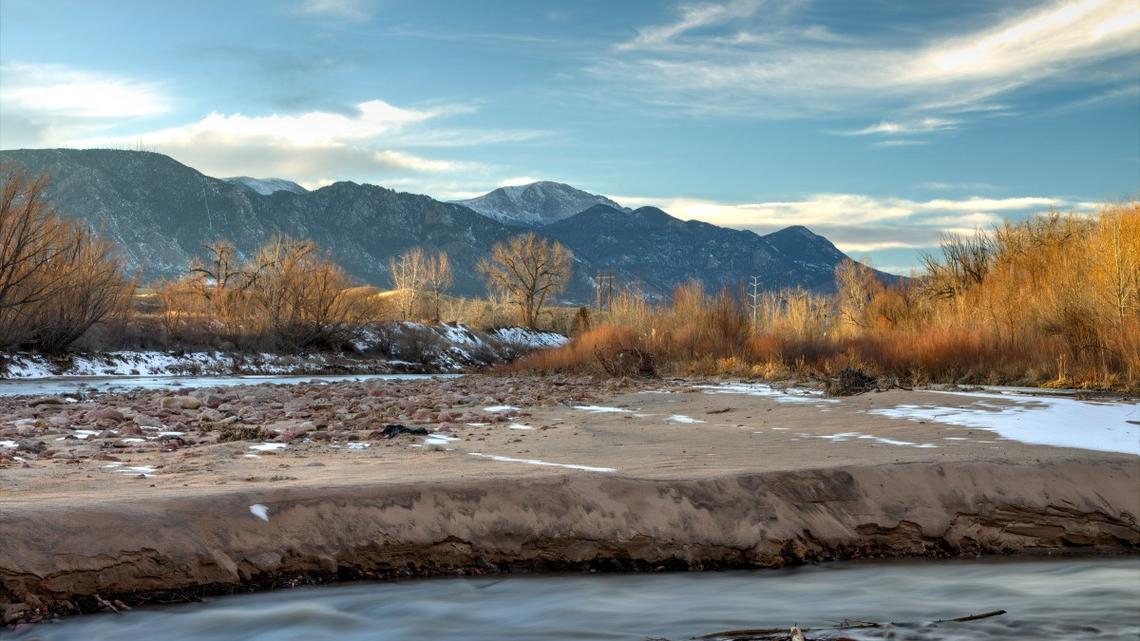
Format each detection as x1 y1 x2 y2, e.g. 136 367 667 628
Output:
223 176 308 196
452 181 628 227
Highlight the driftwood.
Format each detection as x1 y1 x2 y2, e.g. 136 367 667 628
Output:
682 609 1008 641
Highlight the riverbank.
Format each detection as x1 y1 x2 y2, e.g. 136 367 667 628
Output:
0 323 568 378
1 376 1137 624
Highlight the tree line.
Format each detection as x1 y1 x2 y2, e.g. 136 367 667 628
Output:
0 170 575 354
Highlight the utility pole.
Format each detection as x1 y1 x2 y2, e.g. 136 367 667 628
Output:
594 272 614 311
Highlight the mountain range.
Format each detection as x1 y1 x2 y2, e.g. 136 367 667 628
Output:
0 148 892 302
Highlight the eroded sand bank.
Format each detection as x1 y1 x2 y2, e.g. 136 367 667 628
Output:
1 377 1137 623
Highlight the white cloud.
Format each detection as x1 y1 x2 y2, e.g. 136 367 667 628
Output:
497 175 546 187
65 100 487 183
619 0 765 50
838 117 960 136
0 62 167 148
0 62 167 119
610 191 1083 255
598 0 1140 122
872 139 929 148
295 0 373 22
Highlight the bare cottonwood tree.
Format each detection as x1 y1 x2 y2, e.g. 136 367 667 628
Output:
389 247 427 320
424 251 453 321
389 247 452 320
0 170 133 351
478 232 572 328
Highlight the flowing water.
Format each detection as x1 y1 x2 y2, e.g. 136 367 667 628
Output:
0 373 456 397
11 558 1140 640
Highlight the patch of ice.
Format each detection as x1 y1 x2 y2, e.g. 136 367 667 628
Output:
112 465 156 477
572 405 630 413
346 442 370 449
425 433 460 446
244 454 261 458
869 391 1140 455
468 452 616 473
0 440 17 448
697 383 838 405
483 405 520 413
803 431 937 448
666 414 705 424
507 423 534 430
120 437 146 444
857 434 937 448
466 422 488 427
249 504 270 521
249 442 287 452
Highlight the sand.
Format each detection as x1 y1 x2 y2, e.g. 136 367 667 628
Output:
1 376 1137 623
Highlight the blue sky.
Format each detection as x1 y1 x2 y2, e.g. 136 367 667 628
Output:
1 0 1137 273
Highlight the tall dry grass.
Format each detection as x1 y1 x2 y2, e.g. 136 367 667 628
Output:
513 203 1140 390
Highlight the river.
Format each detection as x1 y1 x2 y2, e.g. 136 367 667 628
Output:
10 558 1139 640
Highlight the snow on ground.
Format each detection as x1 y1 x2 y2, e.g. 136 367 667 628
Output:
573 405 631 413
697 383 838 405
249 504 270 521
467 452 616 473
801 431 937 448
483 405 520 413
666 415 704 424
869 390 1140 455
1 323 568 381
490 327 569 348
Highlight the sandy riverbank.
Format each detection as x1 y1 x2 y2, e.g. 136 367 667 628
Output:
1 376 1137 624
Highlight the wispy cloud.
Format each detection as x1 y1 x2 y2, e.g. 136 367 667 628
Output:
596 0 1140 125
618 0 766 51
71 99 488 181
836 117 960 136
0 62 167 148
610 191 1094 260
294 0 373 22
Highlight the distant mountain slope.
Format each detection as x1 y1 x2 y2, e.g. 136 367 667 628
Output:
0 148 890 303
453 181 627 227
223 176 307 195
0 149 518 295
544 205 888 296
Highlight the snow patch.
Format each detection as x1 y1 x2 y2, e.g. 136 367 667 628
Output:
666 414 704 424
572 405 630 413
468 452 616 473
869 391 1140 455
249 504 270 521
697 383 838 405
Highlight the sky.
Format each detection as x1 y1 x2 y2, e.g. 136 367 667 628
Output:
1 0 1138 273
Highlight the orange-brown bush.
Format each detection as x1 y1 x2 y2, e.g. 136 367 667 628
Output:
0 170 134 352
513 203 1140 390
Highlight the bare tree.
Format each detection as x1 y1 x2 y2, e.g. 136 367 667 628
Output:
424 251 453 321
478 232 572 328
388 247 428 320
0 170 133 351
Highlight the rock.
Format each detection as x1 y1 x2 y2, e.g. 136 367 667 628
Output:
118 423 145 436
198 408 224 422
86 408 126 422
204 395 226 409
160 396 202 410
134 414 163 428
27 396 66 407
